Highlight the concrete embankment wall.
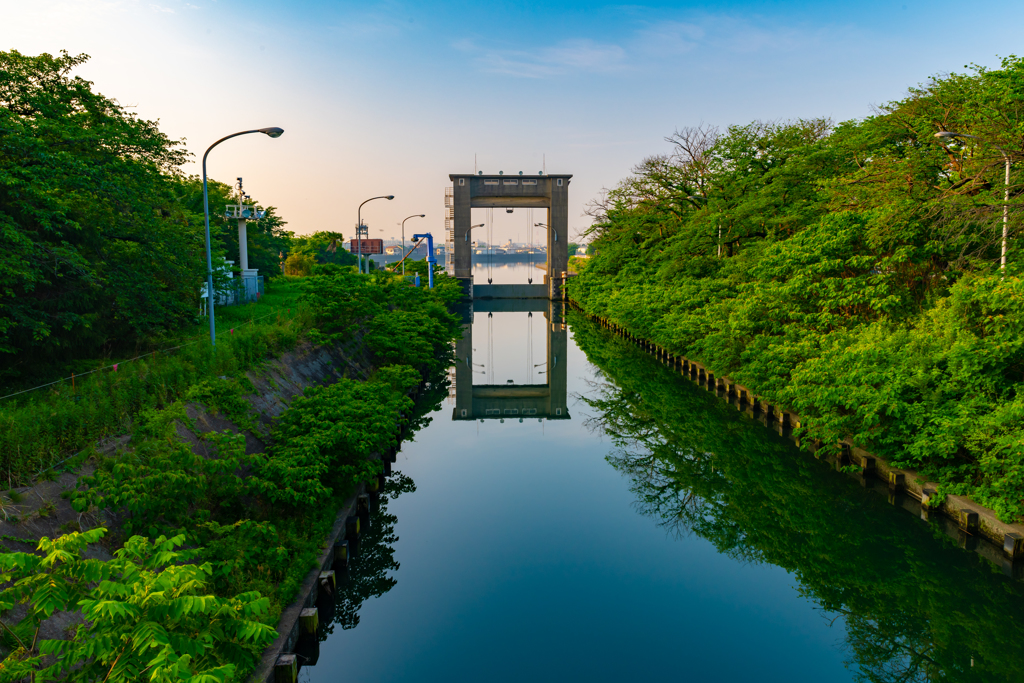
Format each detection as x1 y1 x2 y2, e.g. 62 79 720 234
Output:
568 300 1024 570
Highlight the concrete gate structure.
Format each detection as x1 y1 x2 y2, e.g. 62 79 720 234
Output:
446 173 571 300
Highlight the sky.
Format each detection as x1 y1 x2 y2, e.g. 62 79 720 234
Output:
5 0 1024 246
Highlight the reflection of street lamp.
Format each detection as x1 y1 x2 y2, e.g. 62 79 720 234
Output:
935 131 1012 271
401 214 426 276
202 127 283 346
357 195 394 274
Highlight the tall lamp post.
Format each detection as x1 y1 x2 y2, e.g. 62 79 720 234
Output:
202 127 283 347
935 131 1013 271
401 214 426 275
357 195 394 274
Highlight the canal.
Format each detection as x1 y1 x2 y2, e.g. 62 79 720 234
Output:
302 297 1024 682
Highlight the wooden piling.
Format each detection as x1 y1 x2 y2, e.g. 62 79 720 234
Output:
299 607 319 635
959 509 980 533
319 570 336 594
861 456 876 476
1004 532 1023 559
921 487 936 507
345 515 360 540
334 539 350 569
888 471 905 492
274 655 297 683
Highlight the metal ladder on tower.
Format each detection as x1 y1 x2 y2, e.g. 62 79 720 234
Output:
444 186 455 275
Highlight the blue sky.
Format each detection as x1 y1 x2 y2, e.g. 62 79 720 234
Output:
5 0 1024 245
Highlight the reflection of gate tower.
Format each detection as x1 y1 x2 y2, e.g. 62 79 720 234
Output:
449 173 571 300
452 300 569 421
224 177 265 296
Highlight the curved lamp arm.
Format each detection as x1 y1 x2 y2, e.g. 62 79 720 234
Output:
533 222 558 242
400 214 425 276
202 127 283 346
356 195 394 274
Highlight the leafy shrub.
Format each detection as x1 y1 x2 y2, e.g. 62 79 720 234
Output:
0 528 276 682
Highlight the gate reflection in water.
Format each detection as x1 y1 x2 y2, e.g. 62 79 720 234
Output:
453 299 568 421
302 301 1024 683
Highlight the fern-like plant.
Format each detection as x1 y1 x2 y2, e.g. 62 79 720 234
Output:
0 528 276 682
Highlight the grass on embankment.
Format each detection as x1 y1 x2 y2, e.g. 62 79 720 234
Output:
0 277 311 485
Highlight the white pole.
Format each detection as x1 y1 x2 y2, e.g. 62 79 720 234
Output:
1002 152 1010 273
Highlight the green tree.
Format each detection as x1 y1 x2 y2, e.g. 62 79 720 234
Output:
0 50 206 383
0 528 276 682
291 231 358 267
568 58 1024 520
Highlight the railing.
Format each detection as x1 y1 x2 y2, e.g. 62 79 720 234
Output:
223 205 265 220
444 186 455 274
200 275 265 314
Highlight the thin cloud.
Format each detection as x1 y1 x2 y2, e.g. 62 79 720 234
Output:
455 14 842 79
633 20 704 56
632 14 837 58
457 38 627 79
325 1 413 39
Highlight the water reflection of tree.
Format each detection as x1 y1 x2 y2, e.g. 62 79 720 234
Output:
582 377 757 563
319 473 415 637
571 312 1024 683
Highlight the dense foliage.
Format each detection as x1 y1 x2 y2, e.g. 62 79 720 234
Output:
1 261 459 679
571 312 1024 683
0 50 298 387
0 50 198 379
568 57 1024 521
0 528 275 682
61 264 459 593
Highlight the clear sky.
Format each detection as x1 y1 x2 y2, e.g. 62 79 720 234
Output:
5 0 1024 245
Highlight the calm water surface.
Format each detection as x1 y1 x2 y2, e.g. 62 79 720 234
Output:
302 300 1024 683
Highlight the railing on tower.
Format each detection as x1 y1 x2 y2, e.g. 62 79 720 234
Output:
444 186 455 275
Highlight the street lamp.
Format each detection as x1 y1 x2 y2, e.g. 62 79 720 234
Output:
401 214 426 276
534 222 558 242
464 223 485 241
357 195 394 274
935 131 1012 271
202 127 284 346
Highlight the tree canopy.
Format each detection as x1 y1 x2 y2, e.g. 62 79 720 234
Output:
0 51 302 386
569 57 1024 520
